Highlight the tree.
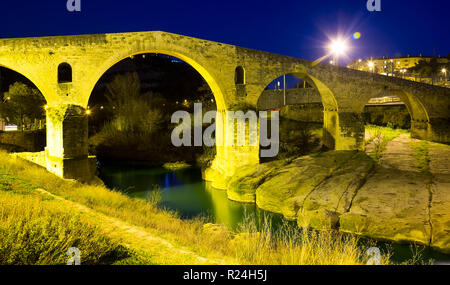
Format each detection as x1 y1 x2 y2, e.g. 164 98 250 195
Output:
103 72 165 134
409 58 442 85
105 72 141 111
0 82 46 131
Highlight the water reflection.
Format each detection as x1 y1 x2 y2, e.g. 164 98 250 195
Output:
98 160 265 229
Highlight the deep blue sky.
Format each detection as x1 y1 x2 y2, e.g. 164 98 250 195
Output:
1 0 448 64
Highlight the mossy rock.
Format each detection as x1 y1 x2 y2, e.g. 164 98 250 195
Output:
255 151 357 220
297 208 340 230
299 152 375 230
226 160 288 203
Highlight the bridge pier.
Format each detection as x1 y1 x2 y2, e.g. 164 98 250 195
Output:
411 119 450 144
204 111 260 189
205 145 260 190
323 110 365 151
45 105 96 182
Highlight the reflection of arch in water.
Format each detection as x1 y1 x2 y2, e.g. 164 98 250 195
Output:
204 182 245 229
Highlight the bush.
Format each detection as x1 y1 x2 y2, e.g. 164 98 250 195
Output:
277 119 320 159
196 146 216 170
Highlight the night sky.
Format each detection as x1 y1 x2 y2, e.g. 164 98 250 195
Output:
0 0 449 64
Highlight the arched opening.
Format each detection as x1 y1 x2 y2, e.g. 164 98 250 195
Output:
362 88 429 157
58 63 72 83
85 49 227 180
257 73 337 161
87 50 226 112
0 66 47 152
235 66 245 85
86 52 237 219
88 53 217 161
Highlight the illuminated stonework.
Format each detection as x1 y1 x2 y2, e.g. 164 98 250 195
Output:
0 31 449 185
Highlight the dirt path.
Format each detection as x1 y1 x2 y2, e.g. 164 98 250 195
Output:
34 188 233 265
378 134 420 171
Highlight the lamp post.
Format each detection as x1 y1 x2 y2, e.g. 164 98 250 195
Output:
283 74 286 106
368 60 375 74
442 68 447 86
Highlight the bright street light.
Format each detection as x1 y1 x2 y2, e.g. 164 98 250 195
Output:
368 61 375 73
327 38 349 67
328 38 348 56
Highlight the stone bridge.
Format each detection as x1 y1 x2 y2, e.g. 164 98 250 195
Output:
0 31 449 187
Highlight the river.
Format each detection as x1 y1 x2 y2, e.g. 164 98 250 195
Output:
97 160 450 264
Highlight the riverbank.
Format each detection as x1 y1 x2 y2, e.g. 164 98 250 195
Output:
226 127 450 254
0 150 389 265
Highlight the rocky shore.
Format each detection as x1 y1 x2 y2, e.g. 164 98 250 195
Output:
226 135 450 253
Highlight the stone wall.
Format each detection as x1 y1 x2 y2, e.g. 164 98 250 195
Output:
280 104 324 123
257 88 322 110
0 130 46 152
279 103 412 130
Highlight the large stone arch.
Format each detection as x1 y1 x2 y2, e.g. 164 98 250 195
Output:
0 63 50 103
83 49 228 112
80 48 240 189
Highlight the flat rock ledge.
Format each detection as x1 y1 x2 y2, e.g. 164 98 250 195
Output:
226 146 450 253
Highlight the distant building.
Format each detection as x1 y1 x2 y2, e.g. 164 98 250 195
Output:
347 55 449 87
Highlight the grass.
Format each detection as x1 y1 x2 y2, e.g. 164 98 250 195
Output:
0 175 132 265
0 150 392 265
231 213 391 265
410 141 434 187
365 125 409 161
410 141 431 173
